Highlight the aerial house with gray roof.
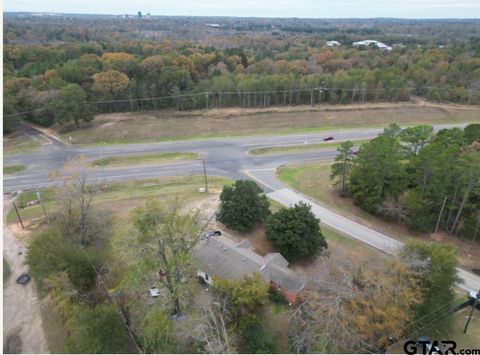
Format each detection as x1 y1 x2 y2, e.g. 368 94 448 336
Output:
194 235 307 305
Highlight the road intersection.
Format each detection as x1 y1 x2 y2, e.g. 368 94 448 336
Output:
3 122 479 291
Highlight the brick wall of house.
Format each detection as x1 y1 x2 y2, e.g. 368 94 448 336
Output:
270 281 298 305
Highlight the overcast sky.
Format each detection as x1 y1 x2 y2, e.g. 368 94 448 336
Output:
4 0 480 18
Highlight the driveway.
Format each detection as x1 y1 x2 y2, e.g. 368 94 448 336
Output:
3 197 48 354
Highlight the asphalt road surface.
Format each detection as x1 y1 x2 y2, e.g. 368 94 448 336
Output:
3 123 467 193
4 122 479 292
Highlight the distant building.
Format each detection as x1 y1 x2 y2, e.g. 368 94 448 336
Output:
137 11 142 18
353 39 392 51
206 23 221 28
146 13 151 19
195 235 307 305
326 40 341 47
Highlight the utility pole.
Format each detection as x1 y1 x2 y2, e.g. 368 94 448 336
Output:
203 159 208 192
434 196 447 233
12 202 24 229
36 189 49 224
205 92 209 110
464 290 479 334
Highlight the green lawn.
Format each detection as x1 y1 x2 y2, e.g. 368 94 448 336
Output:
277 162 338 208
6 189 55 224
322 225 356 246
249 139 368 155
91 152 198 167
3 134 41 155
4 165 26 174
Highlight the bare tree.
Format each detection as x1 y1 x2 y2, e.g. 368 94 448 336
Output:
288 306 316 354
377 196 409 223
51 156 106 245
191 298 232 354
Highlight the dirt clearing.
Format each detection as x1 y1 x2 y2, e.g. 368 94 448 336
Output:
3 197 48 354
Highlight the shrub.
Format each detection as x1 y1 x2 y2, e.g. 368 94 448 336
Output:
26 227 97 294
67 303 131 353
241 316 278 354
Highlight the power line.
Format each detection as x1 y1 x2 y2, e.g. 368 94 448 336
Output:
384 304 461 351
4 84 477 118
373 294 461 350
3 108 47 118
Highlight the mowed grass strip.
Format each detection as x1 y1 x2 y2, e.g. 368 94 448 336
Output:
4 165 26 174
249 139 368 155
91 152 198 167
3 134 40 155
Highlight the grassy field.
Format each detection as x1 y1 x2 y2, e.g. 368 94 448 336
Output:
3 133 40 154
249 139 367 155
4 165 26 174
91 152 198 167
277 161 480 271
6 176 231 226
56 102 480 145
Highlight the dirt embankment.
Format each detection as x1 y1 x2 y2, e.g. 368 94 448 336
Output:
3 196 48 354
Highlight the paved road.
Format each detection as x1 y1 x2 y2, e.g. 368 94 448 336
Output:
4 122 479 292
3 123 467 193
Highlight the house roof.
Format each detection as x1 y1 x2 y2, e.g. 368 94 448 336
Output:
194 235 306 294
268 264 307 293
264 253 289 267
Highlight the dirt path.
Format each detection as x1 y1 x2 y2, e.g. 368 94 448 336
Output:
3 196 48 354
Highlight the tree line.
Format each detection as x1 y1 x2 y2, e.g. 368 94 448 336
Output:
331 123 480 239
4 16 480 132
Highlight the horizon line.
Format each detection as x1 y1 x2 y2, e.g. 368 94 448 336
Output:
4 11 480 20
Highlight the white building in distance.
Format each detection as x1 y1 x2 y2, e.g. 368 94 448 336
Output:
353 40 392 51
326 40 341 47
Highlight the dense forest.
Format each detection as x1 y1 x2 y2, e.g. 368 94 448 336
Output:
4 14 480 132
331 124 480 239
